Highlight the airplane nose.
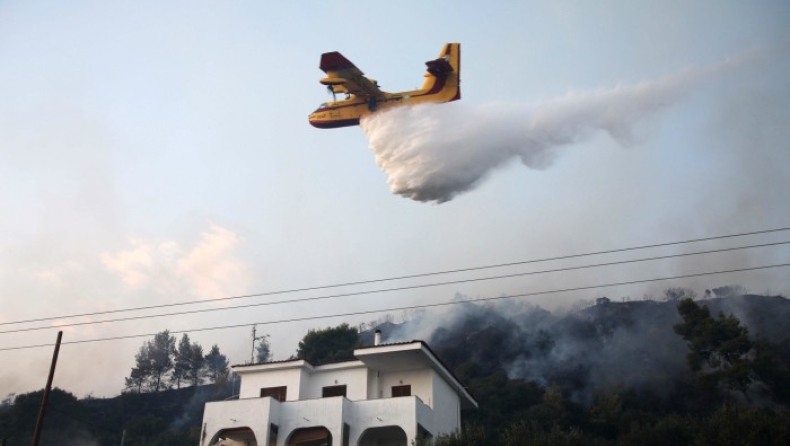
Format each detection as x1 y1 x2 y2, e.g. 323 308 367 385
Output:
308 110 327 128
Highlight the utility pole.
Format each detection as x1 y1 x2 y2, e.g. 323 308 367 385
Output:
251 325 257 363
31 331 62 446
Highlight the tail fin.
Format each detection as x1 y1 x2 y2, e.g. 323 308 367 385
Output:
420 43 461 101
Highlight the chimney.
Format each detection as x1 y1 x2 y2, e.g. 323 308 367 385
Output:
374 330 381 346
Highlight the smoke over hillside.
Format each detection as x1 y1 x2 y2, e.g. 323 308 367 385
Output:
371 293 790 403
361 49 762 203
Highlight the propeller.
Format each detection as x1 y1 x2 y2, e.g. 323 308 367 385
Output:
326 85 337 102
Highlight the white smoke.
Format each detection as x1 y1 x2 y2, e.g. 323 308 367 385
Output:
361 49 762 203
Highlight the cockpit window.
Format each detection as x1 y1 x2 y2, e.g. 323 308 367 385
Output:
319 103 329 109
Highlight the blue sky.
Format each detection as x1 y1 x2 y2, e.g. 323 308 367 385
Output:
1 1 789 397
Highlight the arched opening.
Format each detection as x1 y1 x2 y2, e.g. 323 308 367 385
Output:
209 427 257 446
357 426 407 446
287 426 332 446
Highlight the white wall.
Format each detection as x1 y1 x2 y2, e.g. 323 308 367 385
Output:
201 397 279 446
221 347 468 445
350 397 420 445
366 369 379 400
431 371 461 436
302 364 368 400
378 368 433 406
297 367 310 400
238 366 303 400
277 397 346 446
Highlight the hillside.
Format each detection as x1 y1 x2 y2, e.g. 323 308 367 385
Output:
3 293 788 445
369 294 790 441
0 383 235 446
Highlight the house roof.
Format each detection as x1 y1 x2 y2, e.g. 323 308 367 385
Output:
232 356 360 370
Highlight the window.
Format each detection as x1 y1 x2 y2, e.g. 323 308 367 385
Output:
392 385 411 397
260 386 287 402
322 385 347 398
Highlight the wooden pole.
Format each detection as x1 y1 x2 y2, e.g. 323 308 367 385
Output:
31 331 62 446
250 325 256 364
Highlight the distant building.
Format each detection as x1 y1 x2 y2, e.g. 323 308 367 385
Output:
596 297 611 306
199 335 477 446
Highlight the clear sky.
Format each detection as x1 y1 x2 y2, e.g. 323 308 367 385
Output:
1 0 789 398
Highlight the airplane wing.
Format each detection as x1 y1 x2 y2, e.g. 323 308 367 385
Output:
319 51 386 99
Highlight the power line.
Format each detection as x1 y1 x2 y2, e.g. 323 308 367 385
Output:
2 261 788 352
2 240 787 335
2 226 788 328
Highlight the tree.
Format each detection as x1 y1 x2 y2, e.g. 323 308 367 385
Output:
297 323 359 363
525 385 575 432
664 287 695 301
694 404 790 446
711 285 747 298
124 365 149 394
124 342 152 393
186 342 205 387
0 388 96 446
172 334 192 389
414 424 488 446
256 334 272 363
500 422 591 446
753 340 790 404
588 393 625 440
204 344 229 384
124 330 177 393
1 393 15 408
673 298 755 395
147 330 177 392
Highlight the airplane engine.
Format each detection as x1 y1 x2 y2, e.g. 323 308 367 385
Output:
320 77 347 86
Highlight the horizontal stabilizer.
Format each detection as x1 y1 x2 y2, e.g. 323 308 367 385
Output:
320 52 358 73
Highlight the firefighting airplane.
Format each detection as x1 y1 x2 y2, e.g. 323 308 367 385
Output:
308 43 461 129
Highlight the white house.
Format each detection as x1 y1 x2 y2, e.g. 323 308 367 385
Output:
199 335 477 446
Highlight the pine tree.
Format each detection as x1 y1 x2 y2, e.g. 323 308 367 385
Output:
297 323 359 363
124 343 151 393
147 330 176 392
204 344 230 384
186 342 205 387
172 334 192 389
674 298 755 395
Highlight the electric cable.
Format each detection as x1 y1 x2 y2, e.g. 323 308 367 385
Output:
1 226 788 328
1 240 787 335
2 261 787 352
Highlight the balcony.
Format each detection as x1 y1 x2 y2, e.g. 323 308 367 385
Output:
201 397 280 446
350 396 435 438
202 395 436 446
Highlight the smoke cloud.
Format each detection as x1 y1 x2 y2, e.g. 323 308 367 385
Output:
375 291 790 403
101 224 251 300
361 50 762 203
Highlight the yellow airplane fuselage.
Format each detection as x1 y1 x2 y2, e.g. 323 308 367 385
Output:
309 43 461 129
